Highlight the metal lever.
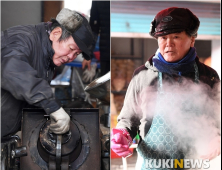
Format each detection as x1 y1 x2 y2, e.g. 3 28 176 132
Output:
11 146 27 158
56 135 62 170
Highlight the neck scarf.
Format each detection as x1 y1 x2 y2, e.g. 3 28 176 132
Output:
152 47 197 76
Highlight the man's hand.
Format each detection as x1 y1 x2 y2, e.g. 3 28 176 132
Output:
49 107 70 134
82 59 91 70
82 63 97 83
200 136 221 160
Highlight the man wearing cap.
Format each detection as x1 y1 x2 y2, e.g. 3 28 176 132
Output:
111 7 220 169
1 8 96 137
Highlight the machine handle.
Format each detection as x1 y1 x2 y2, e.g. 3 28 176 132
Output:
56 135 62 170
11 146 27 158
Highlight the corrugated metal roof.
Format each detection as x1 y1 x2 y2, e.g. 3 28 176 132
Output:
111 1 220 18
111 1 220 38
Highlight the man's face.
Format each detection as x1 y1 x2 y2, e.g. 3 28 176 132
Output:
157 31 195 62
50 27 82 66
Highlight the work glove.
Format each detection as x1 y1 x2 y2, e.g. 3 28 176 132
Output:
49 107 70 134
111 128 133 158
82 63 97 83
200 136 221 160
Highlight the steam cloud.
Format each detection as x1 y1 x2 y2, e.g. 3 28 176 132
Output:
139 78 220 158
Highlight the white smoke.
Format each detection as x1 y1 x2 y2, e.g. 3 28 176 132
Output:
140 78 221 158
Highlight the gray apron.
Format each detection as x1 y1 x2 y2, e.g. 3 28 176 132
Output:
137 64 199 170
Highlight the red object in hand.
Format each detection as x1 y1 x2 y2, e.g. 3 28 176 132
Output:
111 128 133 158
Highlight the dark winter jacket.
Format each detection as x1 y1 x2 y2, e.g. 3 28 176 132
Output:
1 22 60 137
90 1 110 62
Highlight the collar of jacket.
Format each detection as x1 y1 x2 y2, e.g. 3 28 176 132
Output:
36 23 55 59
145 55 159 72
36 22 57 69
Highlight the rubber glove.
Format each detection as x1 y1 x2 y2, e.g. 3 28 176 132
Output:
111 128 133 158
49 107 70 134
200 136 221 160
82 63 97 83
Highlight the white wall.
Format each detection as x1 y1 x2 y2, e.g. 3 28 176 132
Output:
211 40 221 79
1 1 42 31
64 0 92 17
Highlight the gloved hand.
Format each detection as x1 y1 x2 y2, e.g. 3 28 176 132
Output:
49 107 70 134
82 63 97 83
200 136 221 160
111 128 133 158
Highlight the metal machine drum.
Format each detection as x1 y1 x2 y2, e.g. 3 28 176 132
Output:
20 108 100 170
84 71 110 105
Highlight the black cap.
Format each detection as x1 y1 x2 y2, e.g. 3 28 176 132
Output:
150 7 200 38
55 8 96 60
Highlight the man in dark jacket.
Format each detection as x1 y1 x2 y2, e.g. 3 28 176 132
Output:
82 1 110 76
111 7 220 170
1 8 95 137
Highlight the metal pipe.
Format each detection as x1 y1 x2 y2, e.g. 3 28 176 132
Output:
56 135 62 170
